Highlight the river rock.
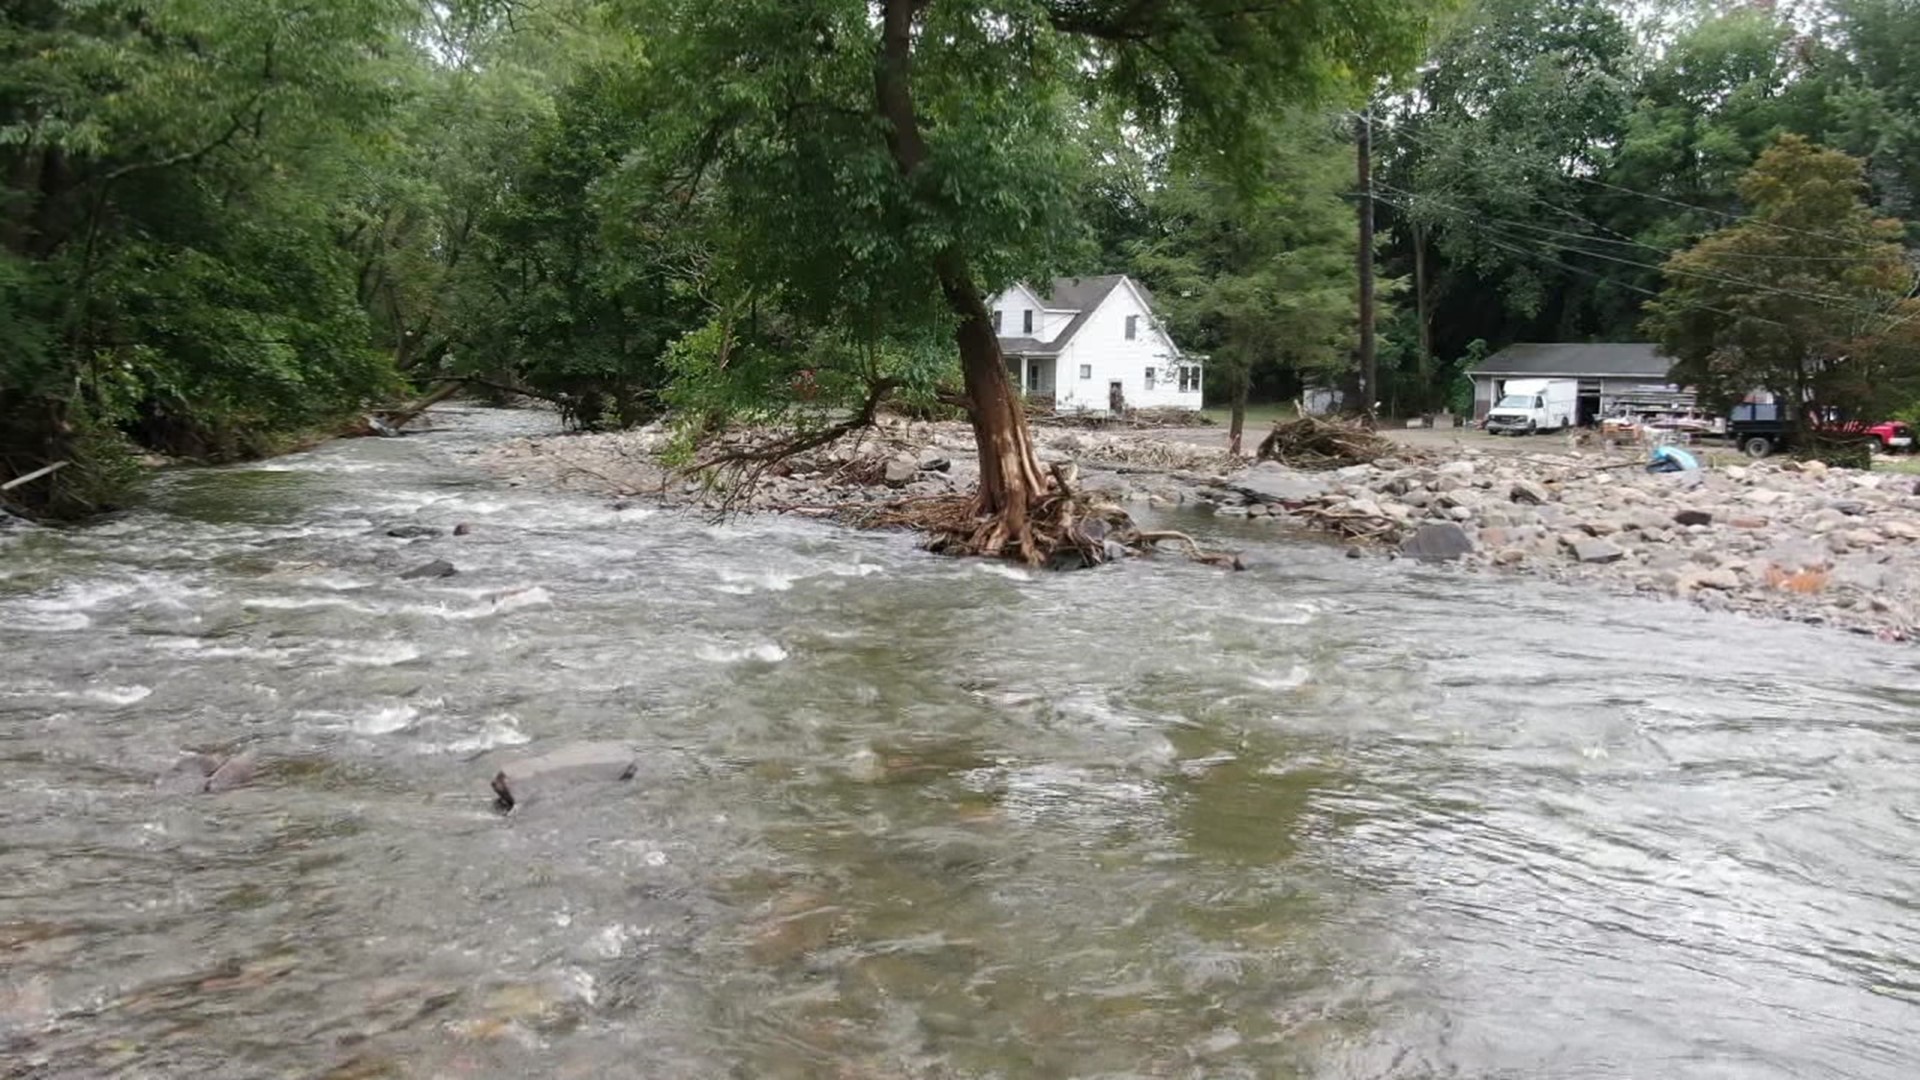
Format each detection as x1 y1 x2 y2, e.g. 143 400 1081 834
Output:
399 559 458 580
883 457 917 488
1730 516 1770 529
1226 463 1329 505
204 750 259 793
1690 568 1740 591
453 522 473 536
490 742 638 811
1399 522 1474 562
1829 499 1869 517
919 456 951 473
385 524 443 539
1571 537 1625 564
1509 480 1549 505
160 750 258 794
1673 509 1713 527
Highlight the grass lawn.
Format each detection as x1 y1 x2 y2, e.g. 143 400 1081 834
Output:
1199 403 1299 428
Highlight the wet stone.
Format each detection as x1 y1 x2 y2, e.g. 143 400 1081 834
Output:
399 559 457 580
1399 523 1474 562
490 742 639 811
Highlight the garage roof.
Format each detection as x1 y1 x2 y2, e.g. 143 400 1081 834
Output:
1471 343 1671 378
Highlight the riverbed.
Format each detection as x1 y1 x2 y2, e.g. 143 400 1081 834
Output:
2 406 1916 1078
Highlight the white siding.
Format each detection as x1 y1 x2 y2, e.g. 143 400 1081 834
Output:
987 284 1048 339
1054 280 1199 412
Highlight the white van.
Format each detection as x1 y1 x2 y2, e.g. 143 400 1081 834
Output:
1486 378 1577 435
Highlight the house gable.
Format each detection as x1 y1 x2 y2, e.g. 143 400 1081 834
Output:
1046 275 1199 410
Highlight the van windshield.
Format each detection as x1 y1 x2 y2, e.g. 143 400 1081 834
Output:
1496 394 1541 410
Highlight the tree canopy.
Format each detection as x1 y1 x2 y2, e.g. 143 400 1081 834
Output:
10 0 1920 522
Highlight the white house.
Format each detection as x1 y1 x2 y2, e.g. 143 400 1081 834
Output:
985 274 1201 413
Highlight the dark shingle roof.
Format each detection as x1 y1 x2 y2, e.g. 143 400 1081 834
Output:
999 275 1132 356
1472 342 1671 378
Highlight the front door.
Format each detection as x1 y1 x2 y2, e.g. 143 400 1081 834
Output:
1109 381 1125 413
1028 359 1043 394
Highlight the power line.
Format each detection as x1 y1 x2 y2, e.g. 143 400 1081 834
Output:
1373 184 1905 320
1375 113 1894 253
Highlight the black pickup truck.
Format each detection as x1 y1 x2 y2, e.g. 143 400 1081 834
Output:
1727 402 1914 458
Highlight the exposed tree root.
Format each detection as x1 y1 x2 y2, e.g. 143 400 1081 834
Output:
855 463 1243 571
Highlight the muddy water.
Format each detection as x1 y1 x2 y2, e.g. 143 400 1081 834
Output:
2 407 1916 1079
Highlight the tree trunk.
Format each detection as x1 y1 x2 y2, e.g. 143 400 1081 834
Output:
946 270 1048 552
1228 363 1250 457
877 0 1049 559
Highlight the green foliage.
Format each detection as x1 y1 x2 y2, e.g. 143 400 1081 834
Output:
1644 136 1918 419
1132 111 1358 410
1 0 415 511
624 0 1437 436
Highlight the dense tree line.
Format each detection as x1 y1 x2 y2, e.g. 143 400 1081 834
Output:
6 0 1920 533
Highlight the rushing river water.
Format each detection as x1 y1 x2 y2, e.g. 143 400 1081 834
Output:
2 406 1918 1079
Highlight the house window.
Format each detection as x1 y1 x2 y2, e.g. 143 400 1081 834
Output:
1079 364 1092 380
1022 309 1034 334
1144 367 1156 391
1179 365 1201 393
1125 315 1138 340
992 309 1003 332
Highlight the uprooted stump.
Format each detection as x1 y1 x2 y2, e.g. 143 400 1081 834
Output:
1255 416 1394 470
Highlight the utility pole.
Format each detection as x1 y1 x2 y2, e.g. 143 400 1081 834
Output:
1355 111 1377 428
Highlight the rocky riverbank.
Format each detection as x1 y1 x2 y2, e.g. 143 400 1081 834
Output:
1205 450 1920 641
476 418 1920 641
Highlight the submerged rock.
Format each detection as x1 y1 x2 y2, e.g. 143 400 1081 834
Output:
385 524 442 539
158 750 258 794
490 742 638 811
398 559 457 580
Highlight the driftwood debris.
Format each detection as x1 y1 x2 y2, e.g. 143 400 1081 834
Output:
1255 416 1394 470
0 461 69 493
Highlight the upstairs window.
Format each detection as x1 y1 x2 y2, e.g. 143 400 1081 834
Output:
1144 367 1156 390
1023 309 1034 334
1079 364 1092 380
992 309 1003 332
1125 315 1138 340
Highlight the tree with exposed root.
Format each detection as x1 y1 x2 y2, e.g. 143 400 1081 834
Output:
635 0 1435 562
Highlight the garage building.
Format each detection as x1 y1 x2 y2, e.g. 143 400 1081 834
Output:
1469 343 1695 426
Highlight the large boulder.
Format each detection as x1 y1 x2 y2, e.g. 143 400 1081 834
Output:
883 457 918 488
1399 522 1475 562
1570 537 1625 564
1224 462 1331 505
1509 480 1550 505
490 742 638 811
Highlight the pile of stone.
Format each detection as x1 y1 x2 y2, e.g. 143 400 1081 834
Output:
477 417 1232 513
1205 452 1920 640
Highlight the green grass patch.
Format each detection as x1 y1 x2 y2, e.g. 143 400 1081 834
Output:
1201 403 1299 429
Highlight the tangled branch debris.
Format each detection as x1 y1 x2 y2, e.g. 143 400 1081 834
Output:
1254 416 1394 469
